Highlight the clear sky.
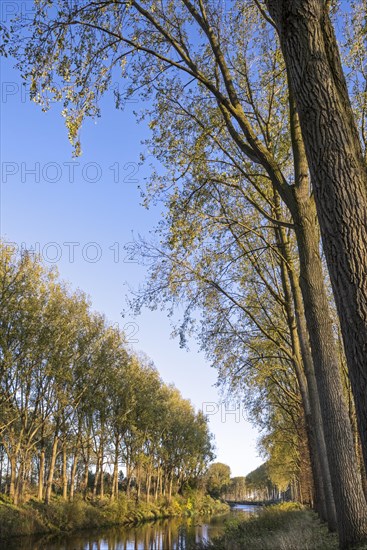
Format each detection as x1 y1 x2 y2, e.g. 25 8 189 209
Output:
0 49 262 477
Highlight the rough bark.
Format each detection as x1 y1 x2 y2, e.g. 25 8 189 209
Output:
288 268 337 527
293 191 367 547
275 202 336 528
265 0 367 483
277 53 367 546
283 248 337 528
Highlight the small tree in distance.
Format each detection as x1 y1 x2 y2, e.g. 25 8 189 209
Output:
205 462 231 499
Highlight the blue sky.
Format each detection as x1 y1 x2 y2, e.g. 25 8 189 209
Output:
1 42 262 476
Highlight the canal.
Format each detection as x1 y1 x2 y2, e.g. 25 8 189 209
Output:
3 504 260 549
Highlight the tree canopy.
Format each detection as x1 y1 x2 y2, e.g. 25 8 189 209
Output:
0 243 214 504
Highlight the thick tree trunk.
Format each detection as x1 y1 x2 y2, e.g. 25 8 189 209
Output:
276 196 336 528
292 193 367 547
275 219 336 531
284 249 337 527
270 46 367 544
266 0 367 485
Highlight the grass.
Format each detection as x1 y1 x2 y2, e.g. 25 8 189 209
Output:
0 492 229 540
191 502 339 550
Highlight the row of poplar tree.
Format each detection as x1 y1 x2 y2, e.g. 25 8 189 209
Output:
4 1 367 547
0 245 214 505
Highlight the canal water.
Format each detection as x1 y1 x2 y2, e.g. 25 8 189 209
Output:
3 504 259 550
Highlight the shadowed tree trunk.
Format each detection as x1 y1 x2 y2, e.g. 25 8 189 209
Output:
265 0 367 485
293 190 367 547
276 57 367 545
275 197 336 529
265 1 367 544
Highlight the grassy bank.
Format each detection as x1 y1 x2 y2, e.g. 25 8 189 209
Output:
0 492 228 540
192 503 339 550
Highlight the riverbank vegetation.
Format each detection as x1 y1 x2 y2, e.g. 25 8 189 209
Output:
0 246 215 509
192 503 338 550
0 492 228 540
4 1 367 548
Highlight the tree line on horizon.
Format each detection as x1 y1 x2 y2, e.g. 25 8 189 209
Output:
4 1 367 547
207 462 289 503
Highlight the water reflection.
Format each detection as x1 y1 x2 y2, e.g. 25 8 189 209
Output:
231 504 261 514
3 505 259 550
